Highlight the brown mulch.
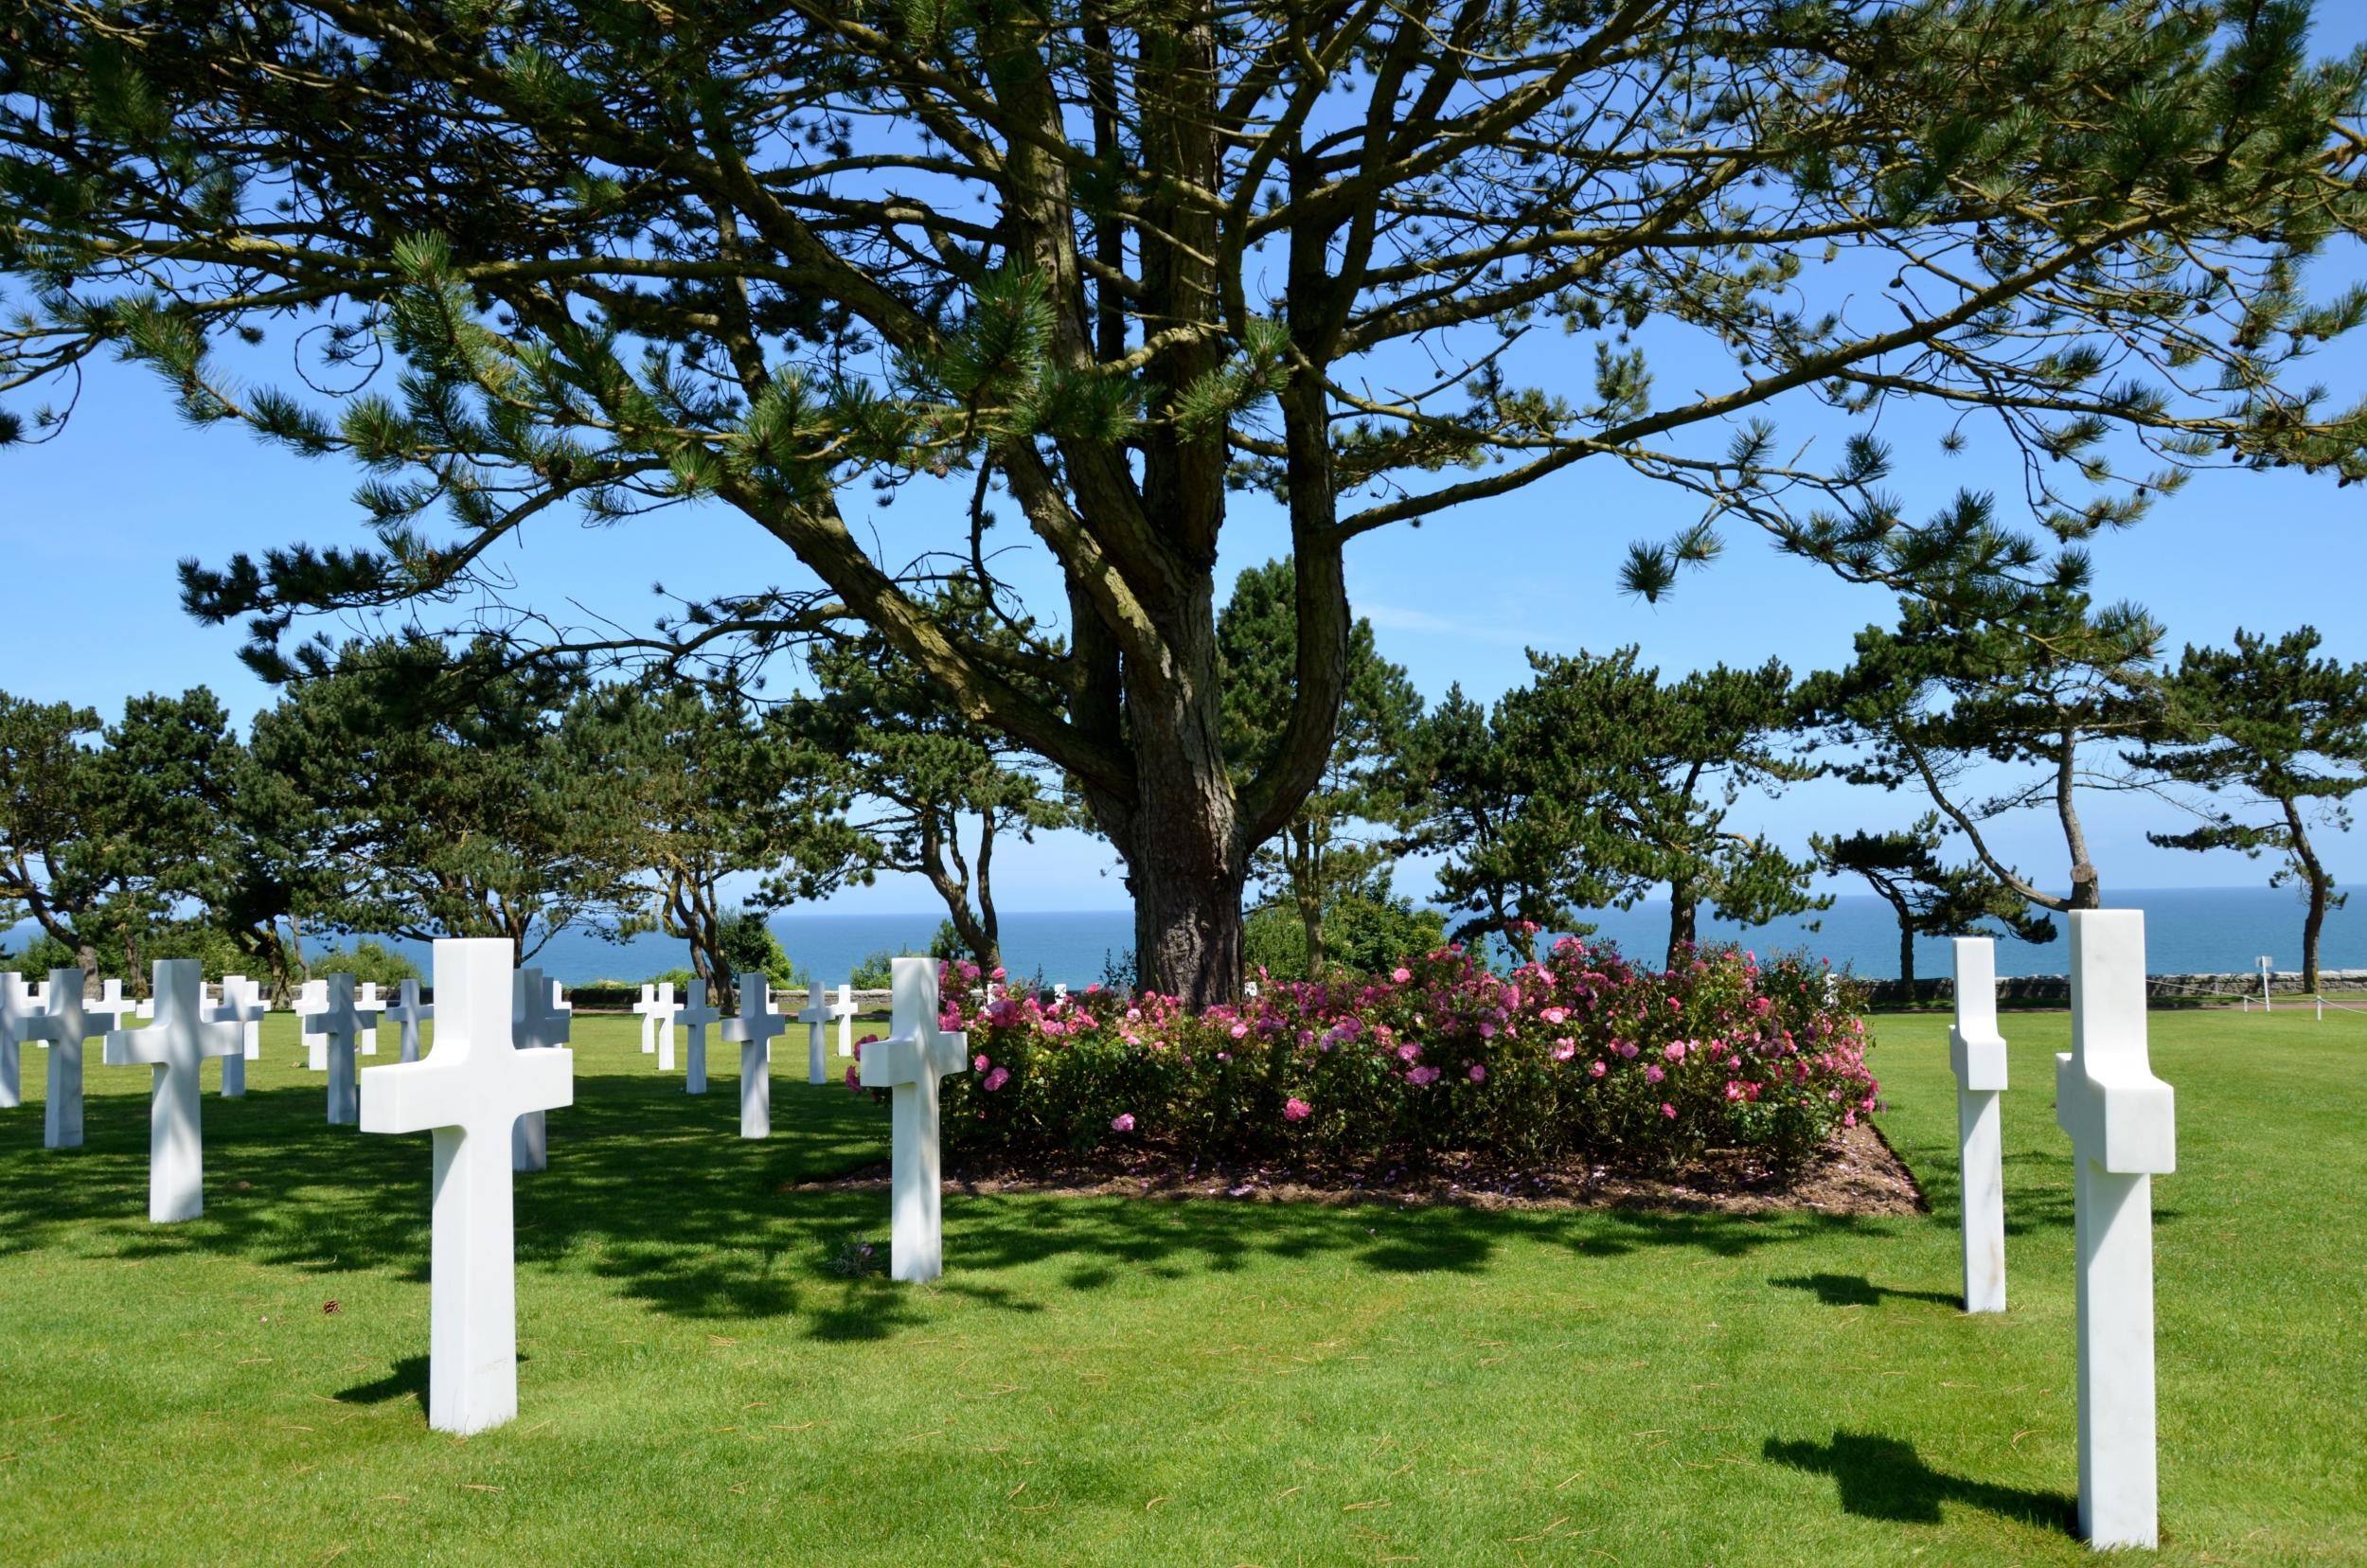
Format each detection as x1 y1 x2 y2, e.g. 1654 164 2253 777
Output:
793 1117 1927 1218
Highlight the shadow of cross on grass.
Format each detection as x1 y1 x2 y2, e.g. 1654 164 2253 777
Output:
1768 1273 1962 1310
1765 1429 2077 1535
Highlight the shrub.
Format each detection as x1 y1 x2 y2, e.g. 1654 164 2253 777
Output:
311 938 421 988
937 938 1878 1171
850 946 928 989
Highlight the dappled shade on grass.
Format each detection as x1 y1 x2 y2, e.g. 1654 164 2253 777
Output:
0 1007 2359 1564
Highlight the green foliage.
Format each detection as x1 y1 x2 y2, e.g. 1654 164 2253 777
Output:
1415 650 1824 966
717 906 803 992
572 681 856 1000
1812 813 2057 989
2136 626 2367 987
1219 560 1424 976
247 636 642 960
787 575 1078 974
1243 874 1447 985
311 939 422 989
850 948 929 991
1802 587 2166 913
12 0 2367 1001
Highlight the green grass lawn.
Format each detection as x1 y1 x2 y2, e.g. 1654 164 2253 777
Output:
2 1006 2361 1565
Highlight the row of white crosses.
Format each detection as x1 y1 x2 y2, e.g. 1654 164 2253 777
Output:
2 946 973 1433
1949 912 2176 1552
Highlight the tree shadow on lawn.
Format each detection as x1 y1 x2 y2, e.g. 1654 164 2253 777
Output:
0 1073 1934 1340
1765 1428 2076 1535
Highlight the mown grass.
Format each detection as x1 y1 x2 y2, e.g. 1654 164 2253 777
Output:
1 1005 2359 1565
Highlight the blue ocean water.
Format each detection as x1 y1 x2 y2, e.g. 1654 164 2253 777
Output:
335 885 2366 987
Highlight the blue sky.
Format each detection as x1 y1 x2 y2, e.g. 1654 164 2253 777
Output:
7 21 2367 918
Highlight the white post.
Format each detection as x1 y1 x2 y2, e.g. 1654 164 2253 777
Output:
0 971 37 1110
362 938 573 1434
1948 937 2009 1314
509 968 571 1171
102 960 243 1221
796 982 834 1085
208 976 270 1098
23 970 130 1149
721 973 787 1138
860 955 970 1283
677 979 720 1095
2257 955 2272 1014
2056 910 2177 1552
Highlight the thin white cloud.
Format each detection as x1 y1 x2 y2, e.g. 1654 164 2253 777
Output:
1359 600 1538 647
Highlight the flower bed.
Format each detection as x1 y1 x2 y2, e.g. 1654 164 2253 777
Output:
920 939 1878 1171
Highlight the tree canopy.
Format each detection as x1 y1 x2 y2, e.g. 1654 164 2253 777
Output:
2138 625 2367 990
8 1 2367 997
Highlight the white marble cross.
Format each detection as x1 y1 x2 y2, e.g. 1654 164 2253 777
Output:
677 978 720 1094
23 970 131 1149
510 967 572 1171
385 978 433 1063
831 983 860 1058
860 955 970 1282
647 982 680 1071
0 971 37 1110
303 972 381 1126
1949 937 2009 1314
2056 910 2177 1551
633 984 660 1055
358 982 383 1055
209 975 271 1098
103 960 243 1222
795 981 836 1085
721 973 787 1138
299 978 329 1070
361 938 572 1435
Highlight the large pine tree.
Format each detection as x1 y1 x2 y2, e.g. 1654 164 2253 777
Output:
6 3 2367 1000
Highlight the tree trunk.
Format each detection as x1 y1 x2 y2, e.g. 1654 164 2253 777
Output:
1899 919 1916 998
1114 677 1248 1002
2056 725 2101 909
1665 883 1699 971
2284 798 2328 994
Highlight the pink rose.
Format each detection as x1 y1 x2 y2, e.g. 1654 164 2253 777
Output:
1588 1060 1607 1078
984 1066 1010 1092
1397 1042 1421 1062
991 966 1006 981
973 1054 990 1073
1111 1113 1135 1133
1408 1066 1441 1086
1468 1063 1486 1083
1391 967 1412 984
845 1065 860 1092
1540 1007 1568 1025
1662 1102 1677 1119
1663 1041 1687 1062
1646 1064 1665 1084
1229 1022 1249 1040
1667 996 1682 1011
1552 1038 1576 1061
1284 1097 1312 1122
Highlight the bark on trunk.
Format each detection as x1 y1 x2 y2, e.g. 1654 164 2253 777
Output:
1898 920 1916 997
2285 798 2328 994
2056 726 2101 909
1666 883 1699 971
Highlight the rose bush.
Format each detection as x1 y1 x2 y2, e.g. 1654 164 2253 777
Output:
936 938 1878 1170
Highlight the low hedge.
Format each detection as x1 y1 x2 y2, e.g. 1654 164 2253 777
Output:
917 938 1878 1170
